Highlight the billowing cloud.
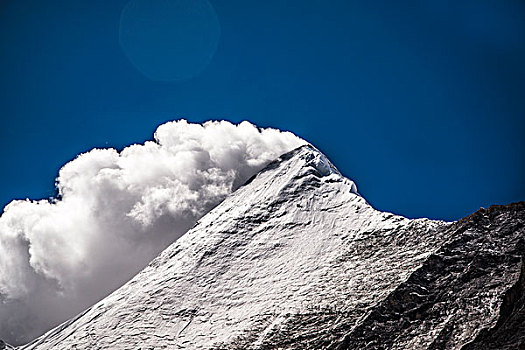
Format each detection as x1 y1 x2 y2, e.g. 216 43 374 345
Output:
0 120 305 345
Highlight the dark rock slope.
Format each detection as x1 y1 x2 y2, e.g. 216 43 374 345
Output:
329 202 525 350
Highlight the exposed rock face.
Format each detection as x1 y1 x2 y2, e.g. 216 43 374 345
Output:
331 202 525 350
18 146 525 349
462 257 525 350
0 340 15 350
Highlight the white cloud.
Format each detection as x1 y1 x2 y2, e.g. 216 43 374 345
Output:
0 120 305 345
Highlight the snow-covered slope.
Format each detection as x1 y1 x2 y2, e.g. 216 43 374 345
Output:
19 145 525 349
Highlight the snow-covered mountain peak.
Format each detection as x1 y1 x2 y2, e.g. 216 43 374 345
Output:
22 144 446 350
247 144 358 197
292 144 340 176
20 145 525 350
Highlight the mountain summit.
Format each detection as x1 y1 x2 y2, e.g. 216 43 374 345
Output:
19 145 525 349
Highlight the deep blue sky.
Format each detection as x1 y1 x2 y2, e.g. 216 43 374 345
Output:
1 0 524 221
